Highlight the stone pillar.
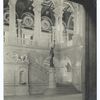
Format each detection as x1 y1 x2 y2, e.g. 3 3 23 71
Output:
8 0 17 44
17 19 22 44
32 0 42 45
54 0 63 45
54 14 59 44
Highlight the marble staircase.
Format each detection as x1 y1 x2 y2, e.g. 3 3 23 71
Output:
44 84 81 96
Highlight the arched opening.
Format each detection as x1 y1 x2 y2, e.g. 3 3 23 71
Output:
62 2 75 46
19 69 27 85
41 0 55 33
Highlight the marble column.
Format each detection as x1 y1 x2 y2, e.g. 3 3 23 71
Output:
54 0 64 45
32 0 42 45
48 0 64 89
8 0 17 44
17 19 22 44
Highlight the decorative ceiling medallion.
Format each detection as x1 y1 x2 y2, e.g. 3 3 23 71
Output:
21 12 34 29
41 16 53 32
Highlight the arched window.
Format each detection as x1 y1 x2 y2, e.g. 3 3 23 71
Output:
16 0 34 30
62 2 74 46
41 0 55 33
4 0 9 25
4 7 9 25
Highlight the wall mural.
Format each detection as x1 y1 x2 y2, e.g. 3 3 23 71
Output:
4 0 34 30
21 12 34 29
41 16 53 33
16 0 34 29
4 0 55 32
41 0 55 33
4 0 74 36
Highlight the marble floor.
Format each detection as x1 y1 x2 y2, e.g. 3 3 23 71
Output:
4 94 83 100
4 84 83 100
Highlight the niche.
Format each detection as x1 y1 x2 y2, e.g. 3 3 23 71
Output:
19 69 27 85
65 62 72 72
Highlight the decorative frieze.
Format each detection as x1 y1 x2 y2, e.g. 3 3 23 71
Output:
4 51 29 64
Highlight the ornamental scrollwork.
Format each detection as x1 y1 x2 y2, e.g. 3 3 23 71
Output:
5 51 29 64
41 16 53 33
21 12 34 29
14 54 29 64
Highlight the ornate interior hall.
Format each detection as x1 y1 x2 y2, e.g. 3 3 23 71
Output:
4 0 96 100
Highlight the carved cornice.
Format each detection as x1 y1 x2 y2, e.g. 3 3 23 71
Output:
9 0 17 7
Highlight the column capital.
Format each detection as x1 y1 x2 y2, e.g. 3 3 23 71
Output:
54 8 60 16
32 0 43 8
9 0 17 6
54 6 63 16
32 0 42 13
17 19 22 23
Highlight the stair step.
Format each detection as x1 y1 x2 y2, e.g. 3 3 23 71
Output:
44 86 80 96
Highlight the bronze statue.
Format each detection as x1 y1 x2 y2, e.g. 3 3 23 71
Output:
50 47 54 68
50 33 55 68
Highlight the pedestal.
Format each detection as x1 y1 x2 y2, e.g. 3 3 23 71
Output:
48 68 56 88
